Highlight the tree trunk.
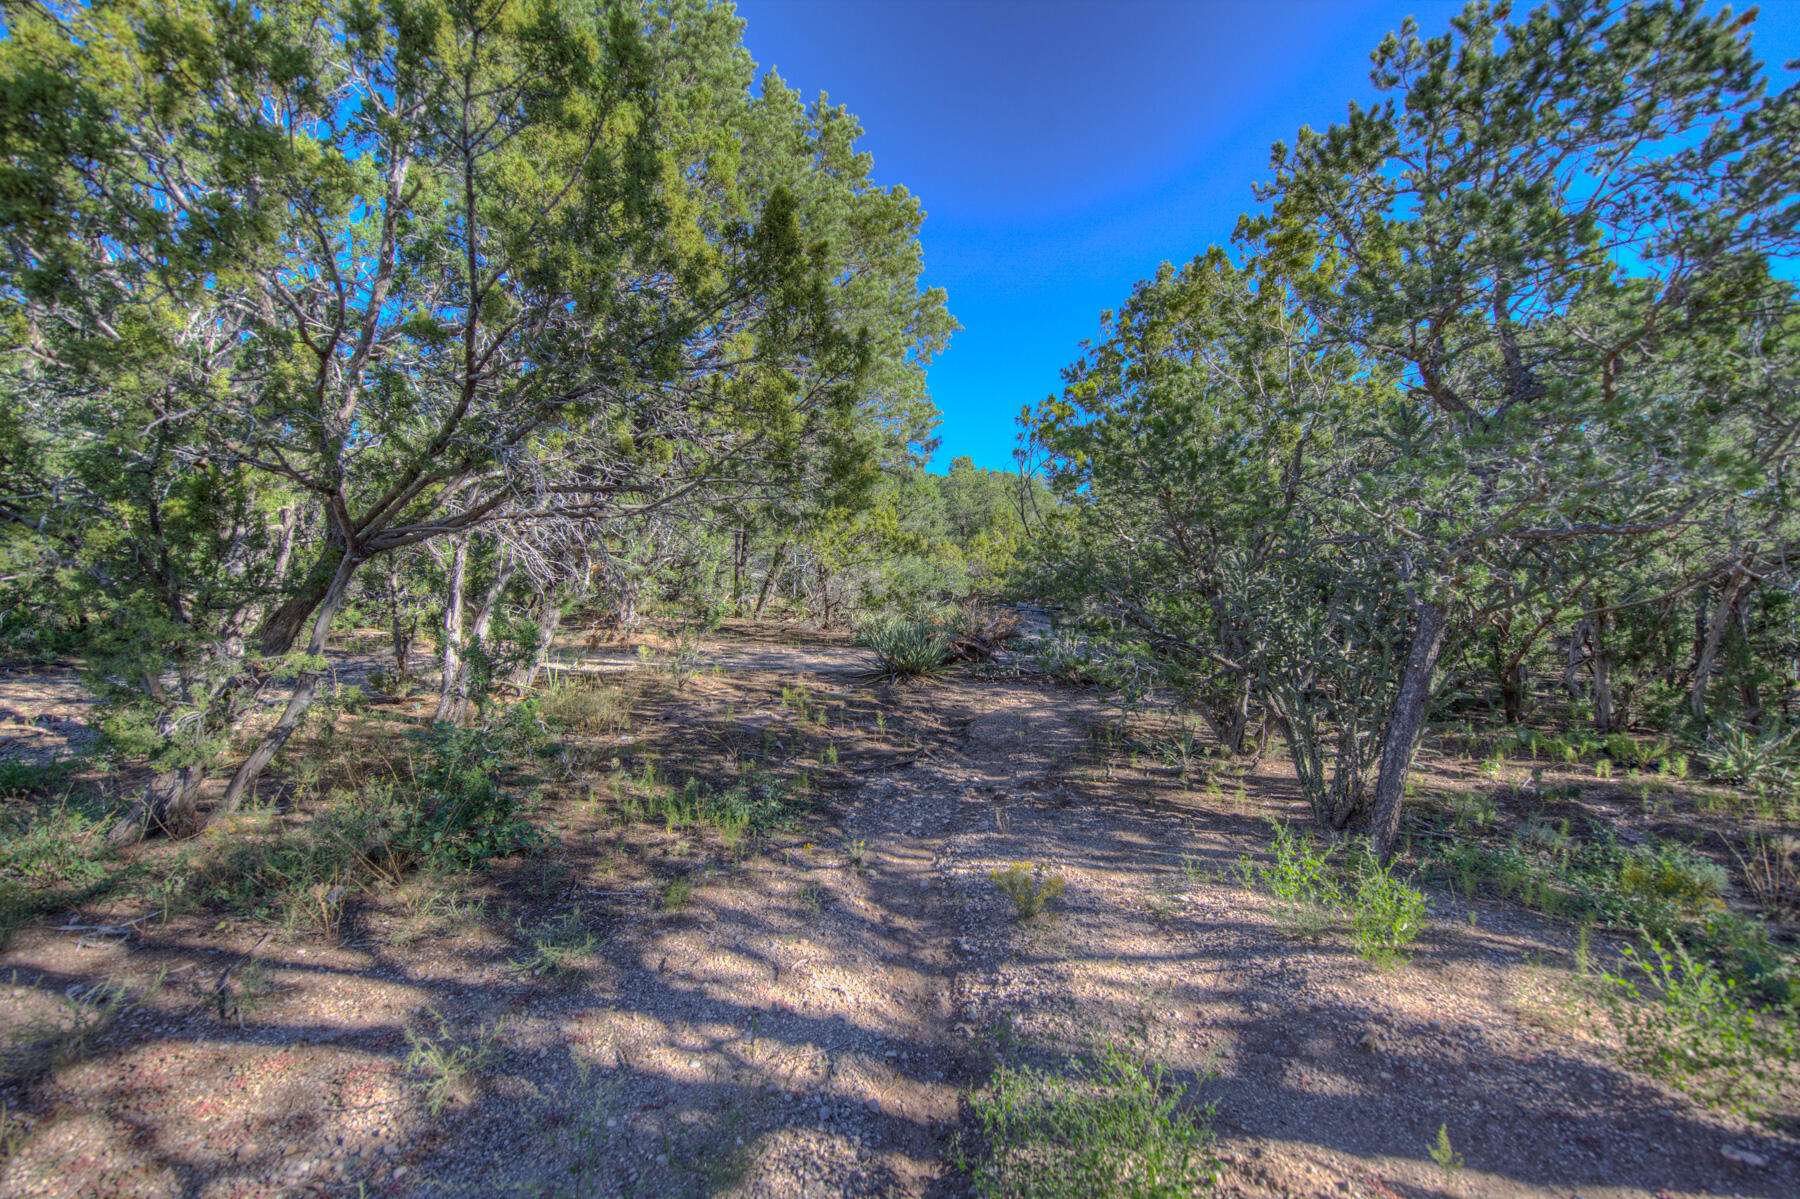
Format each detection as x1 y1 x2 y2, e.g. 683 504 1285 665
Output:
221 552 361 811
1563 618 1589 700
252 543 345 658
731 529 745 611
270 506 299 589
1368 599 1449 862
1691 572 1749 722
447 554 518 724
434 537 470 722
1591 599 1616 734
108 763 208 845
385 559 416 680
511 597 566 690
752 541 788 620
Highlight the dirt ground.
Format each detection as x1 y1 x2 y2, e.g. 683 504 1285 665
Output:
1 624 1795 1198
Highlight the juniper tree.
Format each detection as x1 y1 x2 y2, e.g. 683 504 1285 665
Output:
1242 0 1800 855
0 0 951 831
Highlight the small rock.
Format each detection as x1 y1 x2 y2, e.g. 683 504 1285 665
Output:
1722 1146 1768 1167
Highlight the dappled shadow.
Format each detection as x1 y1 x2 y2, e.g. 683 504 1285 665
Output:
5 632 1796 1199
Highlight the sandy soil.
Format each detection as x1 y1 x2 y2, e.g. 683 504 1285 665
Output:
0 626 1794 1198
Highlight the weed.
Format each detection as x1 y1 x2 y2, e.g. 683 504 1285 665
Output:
991 862 1066 920
1618 843 1726 911
392 884 485 946
403 1010 503 1115
0 1099 26 1161
1428 1123 1464 1178
822 741 839 765
660 873 695 912
1343 848 1428 967
540 676 632 735
1448 790 1496 831
1600 933 1797 1119
962 1040 1216 1198
512 906 597 979
1727 831 1800 914
0 789 122 947
0 979 135 1083
845 838 868 869
799 880 828 914
1236 823 1339 939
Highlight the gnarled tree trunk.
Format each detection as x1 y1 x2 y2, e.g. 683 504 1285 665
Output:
1369 599 1449 862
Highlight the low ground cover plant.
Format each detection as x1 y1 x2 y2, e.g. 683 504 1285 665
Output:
962 1039 1215 1199
991 861 1066 920
1236 823 1427 965
1599 933 1798 1121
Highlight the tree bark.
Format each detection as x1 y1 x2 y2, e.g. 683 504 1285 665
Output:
1691 571 1749 722
1563 618 1589 700
385 559 416 680
434 536 470 722
1591 598 1616 733
252 543 345 658
108 763 208 845
1369 599 1449 862
731 529 745 611
752 541 788 620
446 553 518 724
221 552 361 811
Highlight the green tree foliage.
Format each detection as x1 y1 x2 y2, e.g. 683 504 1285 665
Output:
1029 0 1800 855
0 0 950 831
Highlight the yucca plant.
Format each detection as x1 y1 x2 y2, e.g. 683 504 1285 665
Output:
866 620 953 680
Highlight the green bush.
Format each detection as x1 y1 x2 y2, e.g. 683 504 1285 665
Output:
1344 848 1428 968
1618 843 1728 910
1238 825 1427 963
1601 933 1797 1119
865 619 954 679
991 861 1065 920
402 706 551 868
964 1041 1216 1199
0 787 124 947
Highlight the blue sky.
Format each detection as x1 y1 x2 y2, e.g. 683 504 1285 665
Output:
733 0 1800 471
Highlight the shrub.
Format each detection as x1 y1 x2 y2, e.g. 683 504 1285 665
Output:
865 619 954 679
1343 849 1428 968
401 707 551 869
1600 933 1797 1119
991 861 1065 920
1236 822 1341 939
1618 843 1727 911
963 1040 1216 1199
1700 722 1797 789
